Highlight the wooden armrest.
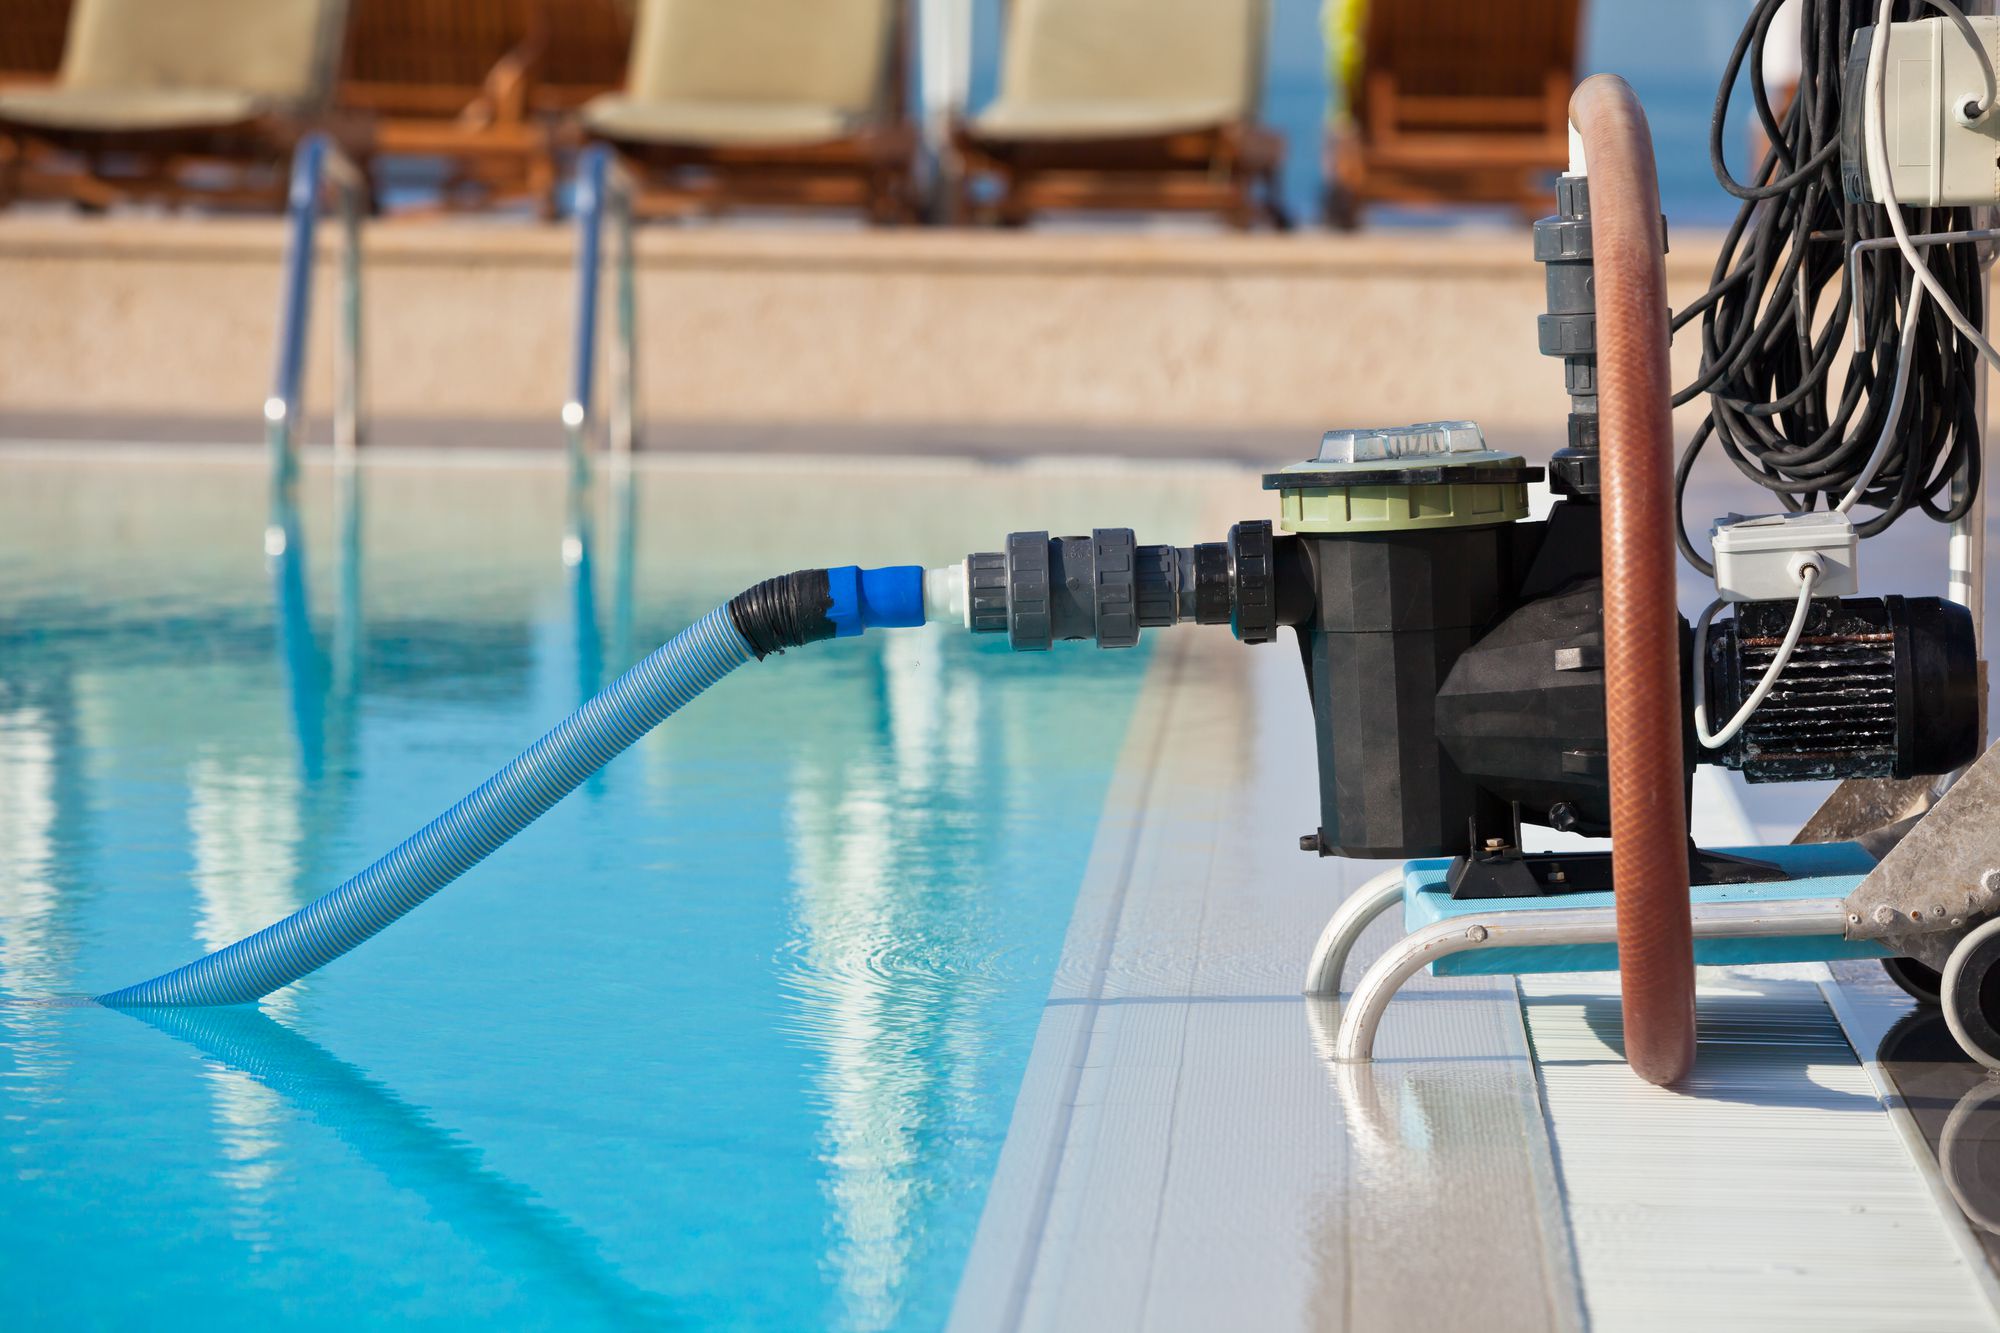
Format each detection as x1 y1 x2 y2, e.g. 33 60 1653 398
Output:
465 32 548 129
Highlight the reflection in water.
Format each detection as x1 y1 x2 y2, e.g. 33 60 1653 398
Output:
564 464 605 706
1877 1013 2000 1246
0 708 61 999
133 1007 674 1329
1304 996 1583 1325
0 668 93 1096
266 494 326 783
0 706 68 1094
185 475 365 1220
190 478 367 1006
1943 1077 2000 1234
187 757 303 988
332 462 365 702
607 461 638 678
782 631 992 1328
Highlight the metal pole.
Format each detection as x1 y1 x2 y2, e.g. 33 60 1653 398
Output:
609 165 636 459
566 145 611 491
1950 241 1994 746
918 0 972 215
266 133 367 500
333 152 364 463
267 133 329 496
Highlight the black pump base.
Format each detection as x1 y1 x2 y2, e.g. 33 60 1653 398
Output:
1446 845 1790 900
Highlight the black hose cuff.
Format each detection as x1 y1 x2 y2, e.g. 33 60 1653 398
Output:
729 569 836 660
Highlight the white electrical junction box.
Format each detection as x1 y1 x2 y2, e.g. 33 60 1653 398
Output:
1844 15 2000 207
1711 511 1860 603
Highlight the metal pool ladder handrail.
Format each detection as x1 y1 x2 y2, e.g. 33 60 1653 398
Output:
266 132 366 488
565 144 638 478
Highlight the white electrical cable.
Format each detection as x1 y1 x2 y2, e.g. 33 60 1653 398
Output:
1693 559 1824 750
1869 1 2000 376
1838 279 1929 512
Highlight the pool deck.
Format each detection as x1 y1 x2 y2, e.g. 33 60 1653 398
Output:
949 632 1584 1332
949 520 2000 1330
0 216 1737 461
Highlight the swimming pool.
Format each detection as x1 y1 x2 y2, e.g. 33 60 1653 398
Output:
0 450 1222 1330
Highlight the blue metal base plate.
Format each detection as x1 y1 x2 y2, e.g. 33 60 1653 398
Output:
1404 842 1888 976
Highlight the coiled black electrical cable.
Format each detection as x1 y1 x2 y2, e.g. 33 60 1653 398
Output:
1676 0 1983 575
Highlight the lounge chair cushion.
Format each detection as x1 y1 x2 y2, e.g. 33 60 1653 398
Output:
626 0 894 116
60 0 344 107
0 88 263 133
994 0 1260 123
970 97 1243 142
581 95 859 148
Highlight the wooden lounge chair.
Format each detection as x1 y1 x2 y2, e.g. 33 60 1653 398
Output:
578 0 917 223
952 0 1286 230
0 0 351 211
534 0 635 118
1324 0 1584 227
0 0 71 90
338 0 630 218
0 0 70 194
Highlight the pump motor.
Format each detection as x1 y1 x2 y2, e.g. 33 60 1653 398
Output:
960 415 1981 870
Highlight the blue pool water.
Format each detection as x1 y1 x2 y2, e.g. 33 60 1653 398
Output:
0 456 1179 1329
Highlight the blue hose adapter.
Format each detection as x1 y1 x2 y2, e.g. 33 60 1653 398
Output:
100 566 919 1008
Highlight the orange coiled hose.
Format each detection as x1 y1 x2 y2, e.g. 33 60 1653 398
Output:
1570 74 1696 1087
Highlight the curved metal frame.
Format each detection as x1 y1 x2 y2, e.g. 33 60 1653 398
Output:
1331 896 1851 1064
566 143 638 482
1302 868 1406 996
267 132 365 491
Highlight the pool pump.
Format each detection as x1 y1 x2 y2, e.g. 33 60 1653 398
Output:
957 416 1980 882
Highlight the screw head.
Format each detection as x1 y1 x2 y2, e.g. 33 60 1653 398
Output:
1466 925 1490 943
1299 833 1321 854
1873 905 1898 926
1983 868 2000 895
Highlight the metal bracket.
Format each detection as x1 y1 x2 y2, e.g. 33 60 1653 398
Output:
1330 897 1849 1064
1842 739 2000 966
1792 773 1944 845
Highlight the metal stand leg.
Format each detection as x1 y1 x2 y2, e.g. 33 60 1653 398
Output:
1302 868 1406 996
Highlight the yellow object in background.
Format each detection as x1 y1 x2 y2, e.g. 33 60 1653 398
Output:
1324 0 1367 109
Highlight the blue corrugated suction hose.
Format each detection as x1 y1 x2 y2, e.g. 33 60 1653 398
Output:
100 566 929 1008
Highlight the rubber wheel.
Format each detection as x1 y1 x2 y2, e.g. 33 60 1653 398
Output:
1882 956 1944 1007
1942 917 2000 1069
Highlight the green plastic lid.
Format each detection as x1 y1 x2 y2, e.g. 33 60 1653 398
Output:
1265 421 1535 533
